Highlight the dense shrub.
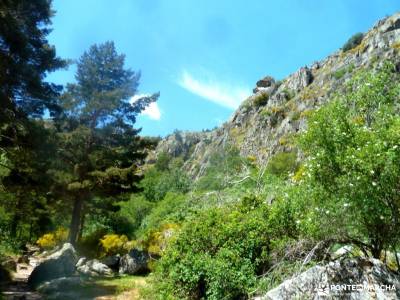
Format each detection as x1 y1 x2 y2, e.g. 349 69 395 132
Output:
342 32 364 52
266 151 298 176
253 92 269 107
78 227 110 257
141 164 191 202
99 234 134 257
142 223 180 257
196 146 244 191
298 62 400 258
153 197 270 300
36 227 68 250
118 196 154 236
138 192 187 238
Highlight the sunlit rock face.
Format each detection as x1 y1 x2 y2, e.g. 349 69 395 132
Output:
253 257 400 300
151 13 400 179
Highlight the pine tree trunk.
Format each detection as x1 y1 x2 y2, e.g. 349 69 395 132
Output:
78 210 86 241
68 196 84 245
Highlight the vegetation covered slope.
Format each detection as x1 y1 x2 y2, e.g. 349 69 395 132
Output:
153 13 400 180
136 13 400 299
1 4 400 300
139 62 400 300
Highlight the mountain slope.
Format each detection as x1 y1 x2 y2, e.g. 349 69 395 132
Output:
152 12 400 178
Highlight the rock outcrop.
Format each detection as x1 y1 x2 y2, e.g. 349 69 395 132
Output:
119 249 149 275
253 76 276 93
151 12 400 180
76 258 113 277
254 257 400 300
28 243 78 288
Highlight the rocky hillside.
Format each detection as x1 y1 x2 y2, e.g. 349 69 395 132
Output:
152 12 400 178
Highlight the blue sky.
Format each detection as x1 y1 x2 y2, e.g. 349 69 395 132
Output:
47 0 399 137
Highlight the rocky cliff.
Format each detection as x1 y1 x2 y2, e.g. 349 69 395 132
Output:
152 12 400 178
254 257 400 300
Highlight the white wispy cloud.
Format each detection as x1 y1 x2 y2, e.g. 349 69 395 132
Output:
178 70 250 109
130 94 162 121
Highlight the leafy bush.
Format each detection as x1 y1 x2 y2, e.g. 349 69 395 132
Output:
266 151 298 176
282 88 295 100
298 62 400 258
332 64 355 80
141 165 191 202
342 32 364 52
142 223 180 257
253 92 269 107
119 196 154 236
196 146 244 191
153 197 270 300
79 227 110 257
139 193 187 238
155 152 172 171
99 234 133 257
332 68 347 80
36 227 69 250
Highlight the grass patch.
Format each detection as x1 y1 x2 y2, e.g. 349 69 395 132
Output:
332 63 355 80
94 275 147 294
72 275 148 299
391 41 400 50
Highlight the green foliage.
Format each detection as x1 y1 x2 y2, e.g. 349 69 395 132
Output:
266 151 298 177
141 164 191 203
196 146 244 191
79 226 110 257
142 223 180 258
118 196 155 236
342 32 364 52
154 152 172 171
153 197 270 300
332 68 347 80
298 62 400 257
289 110 301 121
0 0 67 120
0 2 68 250
139 193 188 238
50 41 160 244
253 92 270 107
332 63 355 80
282 88 295 100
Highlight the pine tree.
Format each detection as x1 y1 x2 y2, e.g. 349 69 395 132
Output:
0 0 66 242
54 42 159 244
0 0 66 123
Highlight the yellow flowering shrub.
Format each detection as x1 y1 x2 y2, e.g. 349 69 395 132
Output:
292 164 306 182
144 223 180 256
99 234 134 257
37 227 69 250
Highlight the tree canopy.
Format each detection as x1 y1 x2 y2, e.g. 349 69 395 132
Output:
53 41 159 244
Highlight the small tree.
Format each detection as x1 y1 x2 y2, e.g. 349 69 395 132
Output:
299 63 400 258
53 42 159 244
342 32 364 52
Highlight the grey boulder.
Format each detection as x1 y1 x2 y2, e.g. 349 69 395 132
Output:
101 255 120 271
28 243 78 288
254 257 400 300
37 276 83 300
76 258 113 277
119 249 149 275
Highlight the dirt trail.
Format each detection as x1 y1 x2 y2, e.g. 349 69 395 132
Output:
1 259 42 300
